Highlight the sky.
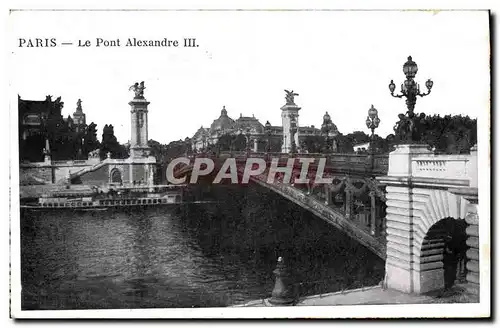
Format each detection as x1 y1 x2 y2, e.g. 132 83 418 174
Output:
10 10 490 144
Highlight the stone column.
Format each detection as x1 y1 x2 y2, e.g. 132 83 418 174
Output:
451 147 479 295
129 96 151 159
253 138 258 152
377 144 433 294
44 139 51 163
280 103 301 153
465 201 479 296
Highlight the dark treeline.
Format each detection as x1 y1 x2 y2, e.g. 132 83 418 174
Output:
48 122 130 161
27 110 476 162
148 113 477 162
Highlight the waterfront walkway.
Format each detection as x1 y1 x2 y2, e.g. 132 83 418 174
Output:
232 284 477 307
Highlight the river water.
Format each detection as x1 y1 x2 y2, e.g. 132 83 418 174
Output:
21 184 384 310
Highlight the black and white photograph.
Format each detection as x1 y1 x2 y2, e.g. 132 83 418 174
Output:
8 7 490 319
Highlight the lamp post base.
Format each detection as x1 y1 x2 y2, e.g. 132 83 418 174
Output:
268 257 295 306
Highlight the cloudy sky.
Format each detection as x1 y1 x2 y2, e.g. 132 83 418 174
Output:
10 10 489 144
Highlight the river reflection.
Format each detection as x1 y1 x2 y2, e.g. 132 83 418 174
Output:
21 184 384 310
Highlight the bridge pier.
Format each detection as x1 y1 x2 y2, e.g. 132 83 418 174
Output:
465 203 479 294
378 144 479 295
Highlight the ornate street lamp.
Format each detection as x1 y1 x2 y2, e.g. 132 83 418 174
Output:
321 112 335 153
265 120 272 153
366 105 381 171
389 56 433 142
289 115 298 155
365 104 381 151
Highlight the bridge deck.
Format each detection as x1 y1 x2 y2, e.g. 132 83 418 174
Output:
171 154 388 259
250 174 386 259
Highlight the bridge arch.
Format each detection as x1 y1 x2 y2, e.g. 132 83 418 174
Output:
384 184 472 294
417 216 467 293
411 188 468 251
110 168 123 184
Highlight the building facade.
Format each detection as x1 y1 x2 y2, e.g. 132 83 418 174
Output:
19 96 88 162
190 98 339 154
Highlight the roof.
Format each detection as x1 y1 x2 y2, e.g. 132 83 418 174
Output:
19 95 64 119
210 106 236 132
353 142 371 149
193 126 209 139
235 115 264 133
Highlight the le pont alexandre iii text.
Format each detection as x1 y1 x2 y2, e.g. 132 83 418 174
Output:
18 37 199 48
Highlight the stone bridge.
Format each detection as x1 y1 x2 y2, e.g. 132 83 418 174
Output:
171 151 390 259
378 144 479 294
170 145 480 295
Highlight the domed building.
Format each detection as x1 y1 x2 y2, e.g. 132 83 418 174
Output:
190 103 339 153
209 106 236 132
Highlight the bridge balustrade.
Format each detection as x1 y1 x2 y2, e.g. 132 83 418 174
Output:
168 152 389 257
246 166 388 253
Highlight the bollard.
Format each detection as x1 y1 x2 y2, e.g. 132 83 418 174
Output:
268 257 295 305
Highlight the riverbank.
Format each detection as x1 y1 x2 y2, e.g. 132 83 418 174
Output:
232 283 478 307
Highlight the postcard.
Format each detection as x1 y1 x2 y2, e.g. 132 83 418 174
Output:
9 9 491 319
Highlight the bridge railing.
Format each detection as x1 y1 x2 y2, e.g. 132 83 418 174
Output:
411 155 471 181
248 167 388 246
208 151 389 175
180 151 389 173
171 152 388 247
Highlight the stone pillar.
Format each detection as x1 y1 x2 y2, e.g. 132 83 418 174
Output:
253 138 258 152
127 83 157 186
129 94 151 159
280 103 300 153
378 144 433 294
463 146 478 291
43 139 51 163
465 201 479 296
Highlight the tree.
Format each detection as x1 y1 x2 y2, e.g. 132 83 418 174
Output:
392 113 477 154
301 135 324 153
148 139 167 162
100 124 128 159
216 134 234 151
370 134 391 154
164 139 190 160
269 136 283 152
334 131 370 154
346 131 371 145
233 134 247 151
82 122 100 157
